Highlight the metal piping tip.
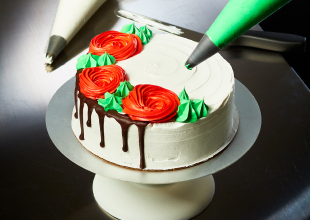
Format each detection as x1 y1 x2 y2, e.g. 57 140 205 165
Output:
185 59 196 70
45 54 54 65
185 34 220 70
45 35 67 65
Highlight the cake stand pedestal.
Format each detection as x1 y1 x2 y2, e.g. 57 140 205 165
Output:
93 175 215 220
46 77 261 220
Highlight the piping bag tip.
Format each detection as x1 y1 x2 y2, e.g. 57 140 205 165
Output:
45 54 54 65
44 54 54 73
185 33 220 70
185 60 195 70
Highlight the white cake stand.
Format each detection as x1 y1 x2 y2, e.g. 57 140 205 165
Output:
46 77 261 220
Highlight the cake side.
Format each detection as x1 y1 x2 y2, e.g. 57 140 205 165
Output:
72 89 234 170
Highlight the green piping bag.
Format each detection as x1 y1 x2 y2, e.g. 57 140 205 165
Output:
185 0 292 69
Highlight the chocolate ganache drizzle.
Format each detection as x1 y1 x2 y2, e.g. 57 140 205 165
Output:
74 70 149 169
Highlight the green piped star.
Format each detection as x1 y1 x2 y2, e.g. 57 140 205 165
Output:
192 98 208 118
176 99 198 123
76 53 100 70
176 87 209 123
98 92 123 113
76 52 116 70
115 81 134 98
98 52 116 66
179 87 189 101
120 23 140 35
137 31 150 45
138 25 152 45
140 25 152 37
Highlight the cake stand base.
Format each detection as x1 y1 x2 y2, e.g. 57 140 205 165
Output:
47 78 261 219
93 174 215 220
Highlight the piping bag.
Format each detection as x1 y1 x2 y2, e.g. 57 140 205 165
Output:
185 0 292 69
45 0 106 65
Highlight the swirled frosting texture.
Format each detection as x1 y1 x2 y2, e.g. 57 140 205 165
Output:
122 84 180 123
89 31 142 61
79 65 127 100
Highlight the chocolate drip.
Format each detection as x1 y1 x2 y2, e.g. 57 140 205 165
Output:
87 106 93 127
137 124 147 169
112 116 130 152
74 88 78 119
77 88 97 140
75 71 149 169
120 124 130 152
98 115 105 147
74 70 81 119
78 92 85 140
96 107 106 147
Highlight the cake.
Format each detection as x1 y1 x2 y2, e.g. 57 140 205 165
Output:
71 24 237 170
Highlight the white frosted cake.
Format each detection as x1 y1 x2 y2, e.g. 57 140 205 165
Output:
72 32 237 171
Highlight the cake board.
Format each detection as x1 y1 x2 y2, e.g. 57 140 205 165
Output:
46 77 261 220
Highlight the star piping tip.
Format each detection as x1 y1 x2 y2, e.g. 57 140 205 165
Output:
184 62 194 70
45 54 53 65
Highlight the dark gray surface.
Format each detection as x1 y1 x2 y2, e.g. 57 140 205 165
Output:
1 0 310 219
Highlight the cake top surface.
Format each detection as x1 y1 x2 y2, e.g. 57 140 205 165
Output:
76 26 234 125
116 34 234 113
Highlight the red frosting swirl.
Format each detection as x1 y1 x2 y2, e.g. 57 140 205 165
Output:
89 31 142 61
79 65 127 100
122 84 180 123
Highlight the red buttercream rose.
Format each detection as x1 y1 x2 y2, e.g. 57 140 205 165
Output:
89 31 142 61
122 84 180 123
79 65 127 100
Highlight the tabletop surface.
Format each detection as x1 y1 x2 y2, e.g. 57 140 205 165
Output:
1 0 310 219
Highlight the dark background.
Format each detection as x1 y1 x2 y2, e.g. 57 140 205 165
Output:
259 0 310 88
0 1 309 219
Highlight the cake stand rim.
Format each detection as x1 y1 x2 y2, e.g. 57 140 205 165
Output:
46 77 261 184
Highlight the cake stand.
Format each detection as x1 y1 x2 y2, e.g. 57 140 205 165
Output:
46 77 261 220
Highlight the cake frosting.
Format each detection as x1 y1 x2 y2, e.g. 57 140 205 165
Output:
72 31 236 170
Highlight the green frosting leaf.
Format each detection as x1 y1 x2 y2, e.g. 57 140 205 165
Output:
176 87 209 123
192 98 208 118
176 99 198 123
140 25 152 37
76 52 116 69
98 52 116 66
76 53 100 70
138 25 152 45
179 87 189 100
120 23 140 35
120 23 153 45
137 31 150 45
98 92 123 113
115 81 134 98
